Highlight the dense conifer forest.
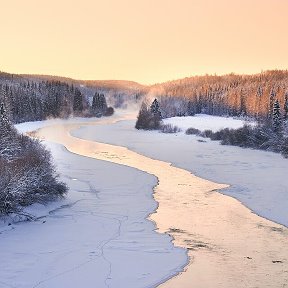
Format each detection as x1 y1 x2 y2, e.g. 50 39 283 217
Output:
136 70 288 157
149 70 288 120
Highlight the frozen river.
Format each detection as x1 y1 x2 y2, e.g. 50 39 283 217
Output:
1 111 287 287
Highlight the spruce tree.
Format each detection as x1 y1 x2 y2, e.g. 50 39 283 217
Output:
150 98 161 117
92 93 107 116
73 89 84 112
283 93 288 123
272 99 282 132
0 103 13 137
269 89 276 119
135 102 151 129
150 98 162 129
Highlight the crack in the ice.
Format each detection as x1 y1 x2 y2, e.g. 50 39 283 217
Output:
30 213 127 288
0 280 17 288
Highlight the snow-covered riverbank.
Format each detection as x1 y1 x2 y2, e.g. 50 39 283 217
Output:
0 114 187 288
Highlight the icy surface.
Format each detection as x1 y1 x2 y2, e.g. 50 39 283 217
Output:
0 142 186 288
72 115 288 227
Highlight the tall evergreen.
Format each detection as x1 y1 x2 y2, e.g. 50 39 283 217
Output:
0 103 13 137
272 99 282 132
150 98 161 117
269 89 276 119
73 89 84 112
283 93 288 123
92 92 107 115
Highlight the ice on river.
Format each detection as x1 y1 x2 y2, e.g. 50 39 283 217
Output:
0 142 187 288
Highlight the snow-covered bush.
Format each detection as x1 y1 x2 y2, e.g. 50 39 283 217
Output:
160 124 181 133
0 104 67 215
185 127 201 135
197 122 288 157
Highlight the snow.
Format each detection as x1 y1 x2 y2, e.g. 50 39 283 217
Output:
0 142 186 287
162 114 254 132
15 118 100 134
3 112 286 287
72 114 288 227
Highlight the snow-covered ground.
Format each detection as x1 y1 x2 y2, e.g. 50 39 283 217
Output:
0 144 186 287
163 114 254 132
72 114 288 227
2 112 286 287
0 121 186 287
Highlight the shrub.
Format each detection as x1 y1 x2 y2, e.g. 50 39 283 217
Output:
105 107 114 116
197 123 288 157
185 127 201 135
200 129 213 138
161 124 181 133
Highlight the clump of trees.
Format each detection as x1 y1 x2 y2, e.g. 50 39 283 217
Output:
0 73 116 123
185 101 288 158
135 99 162 130
91 92 114 117
0 104 67 216
197 124 288 158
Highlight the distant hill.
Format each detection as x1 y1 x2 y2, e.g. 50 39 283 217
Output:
146 70 288 119
20 74 147 92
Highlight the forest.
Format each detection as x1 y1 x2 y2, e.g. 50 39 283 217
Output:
136 70 288 158
149 70 288 120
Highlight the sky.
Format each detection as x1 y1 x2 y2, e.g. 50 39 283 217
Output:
0 0 287 84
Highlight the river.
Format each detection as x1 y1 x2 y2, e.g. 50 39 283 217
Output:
35 113 288 288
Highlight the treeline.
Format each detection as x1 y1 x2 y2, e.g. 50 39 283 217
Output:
0 104 67 216
0 72 117 123
0 79 88 123
149 70 288 120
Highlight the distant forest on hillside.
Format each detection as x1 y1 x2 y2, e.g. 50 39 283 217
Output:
149 70 288 120
0 72 145 123
1 70 288 124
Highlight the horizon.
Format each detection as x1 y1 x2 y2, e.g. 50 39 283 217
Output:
1 0 288 84
2 68 288 87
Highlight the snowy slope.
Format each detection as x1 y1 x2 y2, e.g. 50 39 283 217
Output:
72 115 288 227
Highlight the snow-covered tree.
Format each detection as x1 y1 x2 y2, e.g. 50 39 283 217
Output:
272 99 282 132
92 92 107 116
135 100 162 130
73 88 84 112
283 93 288 124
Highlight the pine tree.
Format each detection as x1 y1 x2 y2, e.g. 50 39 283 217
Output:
92 93 107 116
135 102 152 129
150 98 161 117
73 89 84 112
272 99 282 132
269 89 276 119
283 93 288 123
150 98 162 129
0 103 12 137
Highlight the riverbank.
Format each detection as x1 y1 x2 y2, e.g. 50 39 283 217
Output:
0 114 186 287
72 117 288 227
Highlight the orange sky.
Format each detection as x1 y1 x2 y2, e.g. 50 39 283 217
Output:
0 0 287 84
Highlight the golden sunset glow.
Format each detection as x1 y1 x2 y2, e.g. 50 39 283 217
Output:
1 0 287 84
